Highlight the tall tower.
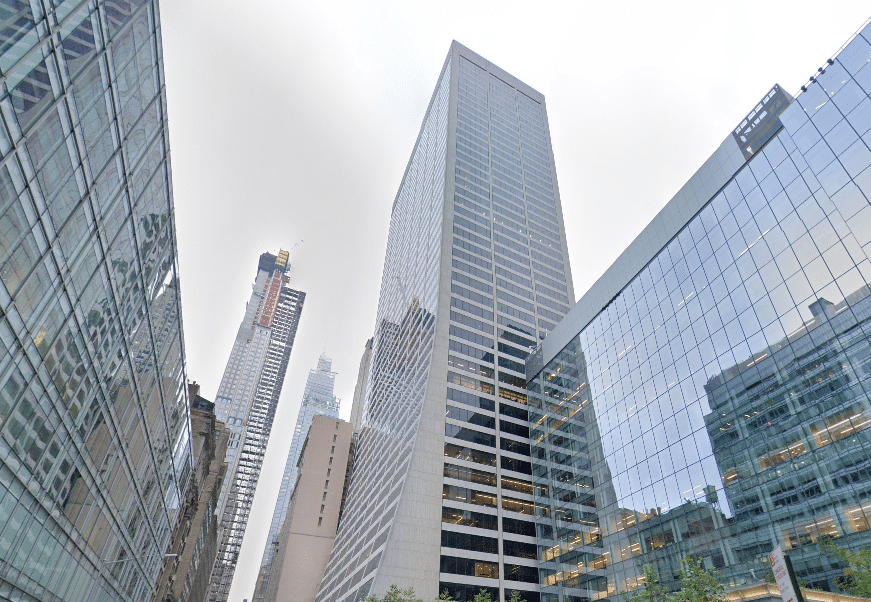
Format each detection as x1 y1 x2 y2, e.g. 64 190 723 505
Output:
209 250 305 602
0 2 190 601
316 42 575 602
253 355 341 601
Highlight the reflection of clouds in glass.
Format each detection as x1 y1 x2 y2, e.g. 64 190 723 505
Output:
530 23 871 599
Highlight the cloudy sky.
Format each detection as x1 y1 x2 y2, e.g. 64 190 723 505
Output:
159 2 869 600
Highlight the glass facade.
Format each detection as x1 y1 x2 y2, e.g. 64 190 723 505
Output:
527 21 871 602
209 250 305 602
253 355 340 602
0 1 189 601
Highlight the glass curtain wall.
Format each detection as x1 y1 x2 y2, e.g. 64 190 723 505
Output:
528 22 871 602
0 2 189 601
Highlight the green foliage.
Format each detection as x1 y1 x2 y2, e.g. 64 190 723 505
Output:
436 590 455 601
472 589 492 602
673 557 727 602
507 590 527 602
627 564 669 602
627 558 725 602
820 536 871 598
761 560 813 590
361 584 423 602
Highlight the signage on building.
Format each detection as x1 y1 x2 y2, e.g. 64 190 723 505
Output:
768 545 804 602
732 84 792 159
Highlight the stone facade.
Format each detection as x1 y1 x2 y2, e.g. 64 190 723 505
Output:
152 384 229 602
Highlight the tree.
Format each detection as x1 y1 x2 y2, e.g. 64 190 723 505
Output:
361 584 423 602
820 536 871 598
672 557 727 602
627 564 669 602
507 590 528 602
436 590 455 601
626 558 725 602
472 589 492 602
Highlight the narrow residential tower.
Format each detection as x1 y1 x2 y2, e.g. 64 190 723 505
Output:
208 250 305 602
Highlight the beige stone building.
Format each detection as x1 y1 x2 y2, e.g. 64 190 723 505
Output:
151 384 230 602
264 416 354 602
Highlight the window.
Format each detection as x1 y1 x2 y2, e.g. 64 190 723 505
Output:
331 446 335 453
318 517 323 527
325 480 329 489
329 457 333 465
320 505 325 514
440 555 499 579
335 422 339 429
444 463 497 488
440 530 498 554
504 539 537 560
441 507 497 531
333 435 337 442
327 468 331 477
322 492 327 501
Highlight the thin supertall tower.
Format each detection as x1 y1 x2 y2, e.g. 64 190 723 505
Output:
253 355 341 601
208 250 306 602
316 42 575 602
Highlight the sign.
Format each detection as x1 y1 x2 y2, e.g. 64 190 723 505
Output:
768 545 804 602
732 84 793 160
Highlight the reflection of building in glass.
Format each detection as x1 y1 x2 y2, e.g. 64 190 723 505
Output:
706 287 871 588
527 20 871 602
208 251 305 602
317 41 575 602
350 338 374 432
0 2 191 601
528 339 609 600
253 356 340 602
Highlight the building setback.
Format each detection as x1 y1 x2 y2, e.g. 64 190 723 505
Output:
526 20 871 602
316 41 575 602
253 355 341 602
263 416 355 602
208 250 305 602
0 2 191 601
349 338 374 432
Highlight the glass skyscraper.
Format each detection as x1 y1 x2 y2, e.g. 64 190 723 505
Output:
0 1 189 601
526 20 871 602
316 42 575 602
208 250 305 602
253 354 340 602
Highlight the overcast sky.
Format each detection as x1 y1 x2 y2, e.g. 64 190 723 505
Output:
159 2 869 600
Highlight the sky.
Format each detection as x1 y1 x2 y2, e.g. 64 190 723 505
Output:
158 2 870 600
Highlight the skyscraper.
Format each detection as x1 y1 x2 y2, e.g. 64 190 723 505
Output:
0 2 189 601
262 416 355 602
316 41 575 602
253 355 340 602
209 250 305 602
525 19 871 602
